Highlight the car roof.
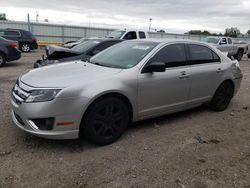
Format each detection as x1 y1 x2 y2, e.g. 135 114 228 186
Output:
114 29 147 32
131 38 208 45
4 28 31 33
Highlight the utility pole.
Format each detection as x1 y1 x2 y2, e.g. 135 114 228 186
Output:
27 13 31 32
36 11 39 23
149 18 152 32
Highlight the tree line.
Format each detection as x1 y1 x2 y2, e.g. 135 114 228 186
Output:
186 27 249 38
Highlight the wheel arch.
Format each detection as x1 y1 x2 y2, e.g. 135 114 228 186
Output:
79 92 134 130
0 50 7 62
218 79 235 95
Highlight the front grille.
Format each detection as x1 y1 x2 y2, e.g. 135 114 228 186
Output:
14 112 25 126
12 80 30 104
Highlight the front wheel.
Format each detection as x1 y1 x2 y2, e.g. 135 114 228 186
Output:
0 53 6 67
81 96 130 145
210 81 234 111
20 43 31 52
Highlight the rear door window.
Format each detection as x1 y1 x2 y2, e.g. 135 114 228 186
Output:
149 44 187 68
139 31 146 39
188 44 220 65
4 30 20 36
0 30 4 36
228 38 232 44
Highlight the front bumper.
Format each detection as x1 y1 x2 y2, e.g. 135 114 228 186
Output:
11 93 89 140
11 110 79 139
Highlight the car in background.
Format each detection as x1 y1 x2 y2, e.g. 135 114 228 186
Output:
205 37 246 61
34 38 123 68
11 39 242 145
0 36 21 67
107 29 149 40
0 28 38 52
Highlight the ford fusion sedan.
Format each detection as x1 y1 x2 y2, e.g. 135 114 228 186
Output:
11 39 242 145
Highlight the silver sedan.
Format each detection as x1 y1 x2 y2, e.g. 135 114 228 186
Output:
11 39 242 145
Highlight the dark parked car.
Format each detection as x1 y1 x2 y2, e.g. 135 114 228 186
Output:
0 28 38 52
34 38 123 68
0 36 21 67
63 38 88 48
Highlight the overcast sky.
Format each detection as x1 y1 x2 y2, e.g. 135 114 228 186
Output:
1 0 250 33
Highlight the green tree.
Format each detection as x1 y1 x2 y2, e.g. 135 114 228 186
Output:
186 30 211 36
224 27 241 38
0 13 7 21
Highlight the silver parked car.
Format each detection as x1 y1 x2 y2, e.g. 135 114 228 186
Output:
11 39 242 145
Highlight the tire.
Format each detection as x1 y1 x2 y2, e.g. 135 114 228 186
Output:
81 96 130 145
248 54 250 59
210 81 234 111
0 53 6 67
235 50 243 61
20 43 31 52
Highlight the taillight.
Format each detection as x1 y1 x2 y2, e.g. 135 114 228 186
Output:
10 42 18 48
32 37 37 42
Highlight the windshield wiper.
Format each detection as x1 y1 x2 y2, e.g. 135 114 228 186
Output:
92 61 124 69
92 62 111 67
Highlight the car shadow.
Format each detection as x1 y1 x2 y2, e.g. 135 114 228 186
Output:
19 105 213 152
2 62 24 67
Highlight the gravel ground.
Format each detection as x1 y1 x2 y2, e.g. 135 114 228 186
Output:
0 50 250 188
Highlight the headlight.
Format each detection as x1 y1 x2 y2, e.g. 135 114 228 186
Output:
25 89 61 103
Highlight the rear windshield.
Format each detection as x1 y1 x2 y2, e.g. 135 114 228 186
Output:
107 31 126 39
205 38 220 44
71 40 101 53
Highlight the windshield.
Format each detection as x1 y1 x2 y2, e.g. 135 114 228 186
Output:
72 40 101 53
205 38 220 44
89 41 158 69
107 31 126 39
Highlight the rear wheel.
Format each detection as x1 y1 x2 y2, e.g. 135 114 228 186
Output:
81 96 129 145
235 50 243 61
0 53 6 67
20 43 31 52
210 81 234 111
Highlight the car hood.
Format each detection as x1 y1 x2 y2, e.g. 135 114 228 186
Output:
46 45 81 60
21 61 122 88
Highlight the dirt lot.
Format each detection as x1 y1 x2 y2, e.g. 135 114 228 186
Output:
0 50 250 188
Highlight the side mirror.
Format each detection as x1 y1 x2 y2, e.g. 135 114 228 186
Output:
142 62 166 73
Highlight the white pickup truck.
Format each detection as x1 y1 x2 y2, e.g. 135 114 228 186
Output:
106 29 149 40
205 37 248 61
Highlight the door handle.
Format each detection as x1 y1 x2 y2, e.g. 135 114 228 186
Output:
216 68 224 73
179 71 190 79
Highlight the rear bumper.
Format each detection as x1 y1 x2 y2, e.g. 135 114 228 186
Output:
6 48 21 62
31 42 38 50
233 77 242 96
